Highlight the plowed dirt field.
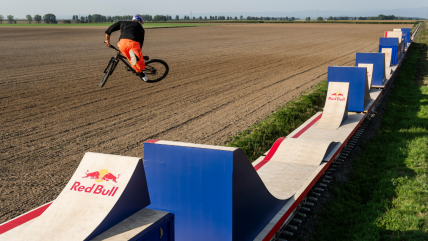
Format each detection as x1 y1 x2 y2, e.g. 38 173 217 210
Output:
0 23 412 222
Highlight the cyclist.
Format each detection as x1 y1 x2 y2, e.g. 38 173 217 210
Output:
104 14 148 81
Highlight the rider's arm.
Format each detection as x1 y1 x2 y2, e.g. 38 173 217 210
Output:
105 21 121 35
105 34 111 46
104 21 121 47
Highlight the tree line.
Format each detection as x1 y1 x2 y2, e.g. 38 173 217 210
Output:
0 14 57 24
0 13 417 25
173 15 297 21
307 15 415 21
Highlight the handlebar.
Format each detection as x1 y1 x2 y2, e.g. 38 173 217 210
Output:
105 42 120 51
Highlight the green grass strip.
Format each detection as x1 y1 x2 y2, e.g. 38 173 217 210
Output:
312 22 428 241
225 81 327 161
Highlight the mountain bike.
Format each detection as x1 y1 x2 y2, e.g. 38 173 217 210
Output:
100 44 169 88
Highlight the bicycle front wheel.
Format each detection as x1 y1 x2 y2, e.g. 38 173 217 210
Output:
144 59 169 83
100 57 117 88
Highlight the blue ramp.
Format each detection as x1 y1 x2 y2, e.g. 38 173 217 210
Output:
379 38 399 65
144 141 288 241
327 66 371 112
355 53 385 86
399 28 411 46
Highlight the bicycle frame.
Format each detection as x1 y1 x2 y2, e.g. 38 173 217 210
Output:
108 45 138 74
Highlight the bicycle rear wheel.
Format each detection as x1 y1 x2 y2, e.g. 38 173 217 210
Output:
143 59 169 83
100 57 117 88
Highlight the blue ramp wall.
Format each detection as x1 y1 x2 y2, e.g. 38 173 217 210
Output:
379 38 399 65
355 53 385 86
327 66 371 112
144 142 288 241
401 28 411 46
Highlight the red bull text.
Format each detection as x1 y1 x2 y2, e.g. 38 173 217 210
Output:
70 182 118 196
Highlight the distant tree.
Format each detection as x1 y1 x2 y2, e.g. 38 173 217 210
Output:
76 19 81 23
205 16 207 20
291 17 295 21
26 15 33 24
0 15 3 24
141 15 152 21
34 14 42 23
354 16 357 20
407 17 412 20
92 14 101 23
317 17 323 21
327 16 333 20
107 16 112 22
63 20 71 24
240 15 243 20
7 15 14 24
43 14 57 24
235 16 237 20
72 15 75 20
154 15 169 21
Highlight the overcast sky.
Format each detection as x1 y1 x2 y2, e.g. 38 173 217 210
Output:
3 0 428 18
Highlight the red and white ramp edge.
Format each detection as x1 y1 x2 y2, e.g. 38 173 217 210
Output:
0 202 52 235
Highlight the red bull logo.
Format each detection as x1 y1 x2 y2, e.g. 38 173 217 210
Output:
82 169 120 183
328 92 345 101
73 169 121 196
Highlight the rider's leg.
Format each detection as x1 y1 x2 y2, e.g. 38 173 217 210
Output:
128 41 146 74
118 39 145 74
117 39 131 61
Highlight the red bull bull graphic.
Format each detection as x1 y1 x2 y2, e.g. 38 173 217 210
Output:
82 170 100 180
101 173 120 183
328 92 346 101
82 169 120 183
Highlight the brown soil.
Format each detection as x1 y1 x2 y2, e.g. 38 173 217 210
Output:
0 23 412 223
